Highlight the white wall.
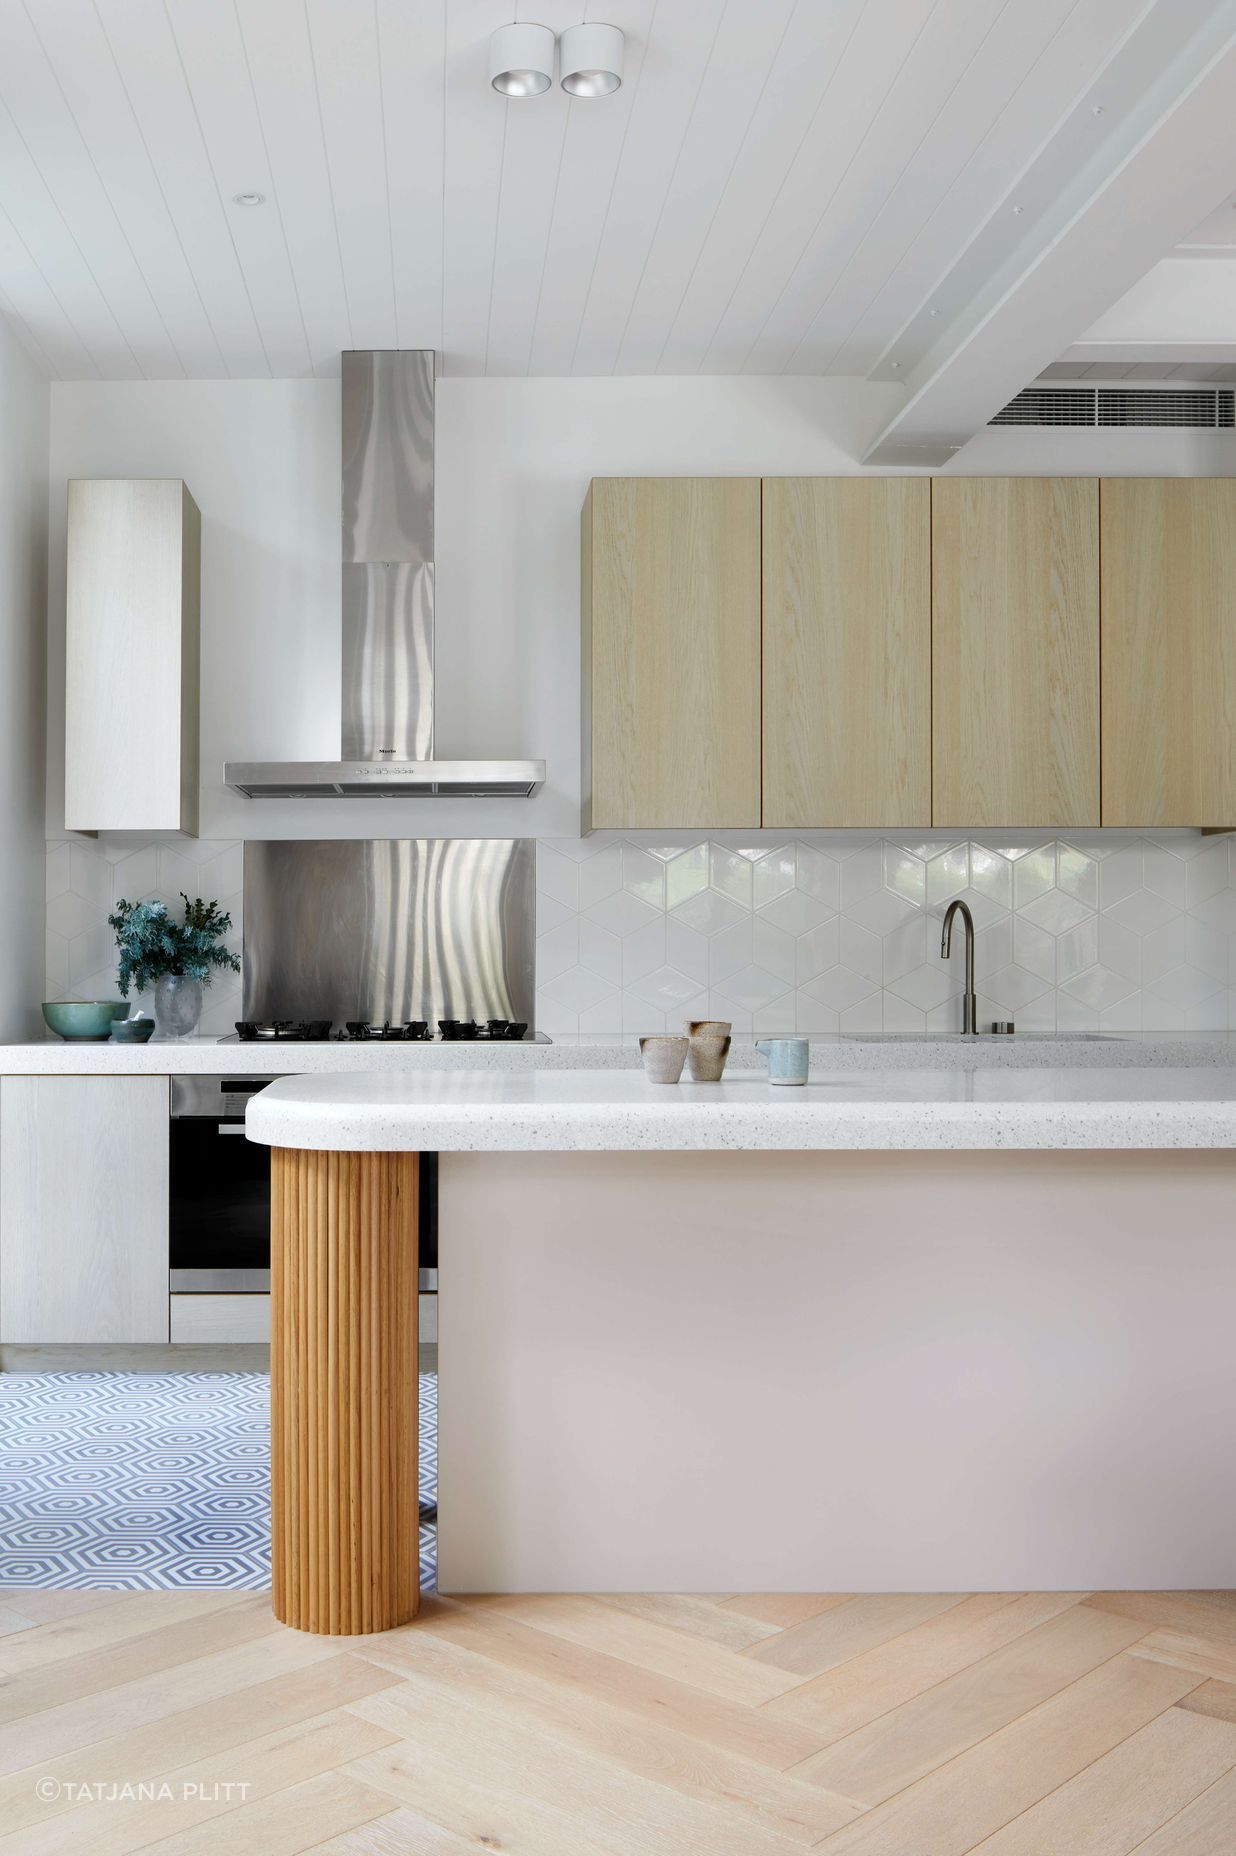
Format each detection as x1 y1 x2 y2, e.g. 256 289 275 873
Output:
46 373 1236 845
0 319 47 1038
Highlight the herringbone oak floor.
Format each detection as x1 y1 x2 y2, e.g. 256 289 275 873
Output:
2 1588 1236 1852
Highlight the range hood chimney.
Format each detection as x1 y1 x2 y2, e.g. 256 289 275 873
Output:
226 350 544 799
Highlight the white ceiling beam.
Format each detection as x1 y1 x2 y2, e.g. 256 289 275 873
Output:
864 0 1236 466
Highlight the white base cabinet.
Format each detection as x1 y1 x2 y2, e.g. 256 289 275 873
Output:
0 1077 169 1343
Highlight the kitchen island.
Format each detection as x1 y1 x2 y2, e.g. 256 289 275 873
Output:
248 1065 1236 1632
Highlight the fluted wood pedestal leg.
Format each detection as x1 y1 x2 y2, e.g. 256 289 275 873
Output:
270 1147 419 1634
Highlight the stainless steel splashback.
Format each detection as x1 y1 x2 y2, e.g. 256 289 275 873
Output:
242 839 535 1027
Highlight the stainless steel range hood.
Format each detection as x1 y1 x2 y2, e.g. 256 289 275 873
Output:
226 350 544 800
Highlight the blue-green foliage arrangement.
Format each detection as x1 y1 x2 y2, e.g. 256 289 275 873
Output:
107 894 241 997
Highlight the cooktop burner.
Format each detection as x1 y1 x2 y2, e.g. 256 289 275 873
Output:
229 1018 539 1043
441 1019 529 1041
234 1020 333 1042
344 1021 433 1041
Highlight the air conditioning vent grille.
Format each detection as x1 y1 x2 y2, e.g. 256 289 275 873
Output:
990 388 1096 427
991 387 1235 428
1098 389 1234 427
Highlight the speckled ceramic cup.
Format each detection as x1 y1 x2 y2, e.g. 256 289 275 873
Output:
639 1035 689 1083
685 1019 731 1038
687 1032 731 1082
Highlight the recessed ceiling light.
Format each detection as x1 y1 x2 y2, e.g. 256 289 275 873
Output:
232 191 265 207
560 22 624 96
1011 204 1025 215
489 22 554 96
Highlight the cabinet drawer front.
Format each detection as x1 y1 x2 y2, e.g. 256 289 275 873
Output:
170 1294 271 1343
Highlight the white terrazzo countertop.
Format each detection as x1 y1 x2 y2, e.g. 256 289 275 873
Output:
245 1065 1236 1153
5 1030 1236 1075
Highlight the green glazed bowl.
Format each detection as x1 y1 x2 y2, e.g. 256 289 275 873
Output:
110 1016 155 1043
42 1001 130 1042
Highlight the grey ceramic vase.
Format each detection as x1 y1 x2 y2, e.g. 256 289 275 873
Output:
153 973 204 1040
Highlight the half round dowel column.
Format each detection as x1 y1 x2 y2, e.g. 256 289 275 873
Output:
270 1146 419 1634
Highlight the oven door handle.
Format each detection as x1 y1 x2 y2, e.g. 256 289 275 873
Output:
216 1123 247 1134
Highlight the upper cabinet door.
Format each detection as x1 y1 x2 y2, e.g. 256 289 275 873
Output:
583 478 761 830
762 478 930 828
65 479 201 835
1101 479 1236 827
932 477 1100 828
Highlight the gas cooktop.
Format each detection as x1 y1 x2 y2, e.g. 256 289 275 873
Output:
227 1018 543 1043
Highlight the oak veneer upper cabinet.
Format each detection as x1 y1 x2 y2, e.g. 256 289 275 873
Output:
932 477 1100 828
0 1076 169 1343
1101 479 1236 826
582 478 761 829
65 479 201 835
763 478 931 827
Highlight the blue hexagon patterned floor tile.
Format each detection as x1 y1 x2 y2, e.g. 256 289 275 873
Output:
0 1372 436 1592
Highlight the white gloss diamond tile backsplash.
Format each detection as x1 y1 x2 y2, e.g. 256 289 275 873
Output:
45 830 1236 1039
533 833 1236 1037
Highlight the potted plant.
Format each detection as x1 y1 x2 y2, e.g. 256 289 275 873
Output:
108 893 241 1040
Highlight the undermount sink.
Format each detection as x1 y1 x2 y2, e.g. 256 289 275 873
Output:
838 1032 1120 1042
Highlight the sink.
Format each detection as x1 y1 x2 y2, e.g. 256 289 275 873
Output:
837 1032 1120 1043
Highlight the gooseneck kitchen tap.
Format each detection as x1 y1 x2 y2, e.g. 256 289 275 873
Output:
941 898 978 1036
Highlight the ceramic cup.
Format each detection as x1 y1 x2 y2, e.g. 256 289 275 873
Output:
756 1036 809 1086
639 1034 689 1084
685 1019 732 1038
687 1032 731 1083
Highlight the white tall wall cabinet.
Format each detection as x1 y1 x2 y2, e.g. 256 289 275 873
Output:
65 479 201 835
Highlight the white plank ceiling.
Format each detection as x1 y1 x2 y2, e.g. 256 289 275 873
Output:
0 0 1205 380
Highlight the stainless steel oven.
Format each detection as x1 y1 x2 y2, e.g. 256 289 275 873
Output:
169 1075 438 1294
170 1077 279 1292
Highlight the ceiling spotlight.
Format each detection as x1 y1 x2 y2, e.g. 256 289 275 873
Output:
560 22 624 96
232 191 265 207
489 22 554 97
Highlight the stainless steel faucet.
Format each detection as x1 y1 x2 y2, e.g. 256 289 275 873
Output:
941 899 978 1035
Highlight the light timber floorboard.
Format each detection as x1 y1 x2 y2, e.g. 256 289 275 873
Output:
745 1592 966 1677
766 1593 1084 1739
795 1602 1147 1803
962 1706 1236 1855
1 1590 1235 1854
1128 1765 1236 1855
1181 1679 1236 1725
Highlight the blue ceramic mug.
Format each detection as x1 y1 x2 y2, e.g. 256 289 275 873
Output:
756 1037 809 1085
